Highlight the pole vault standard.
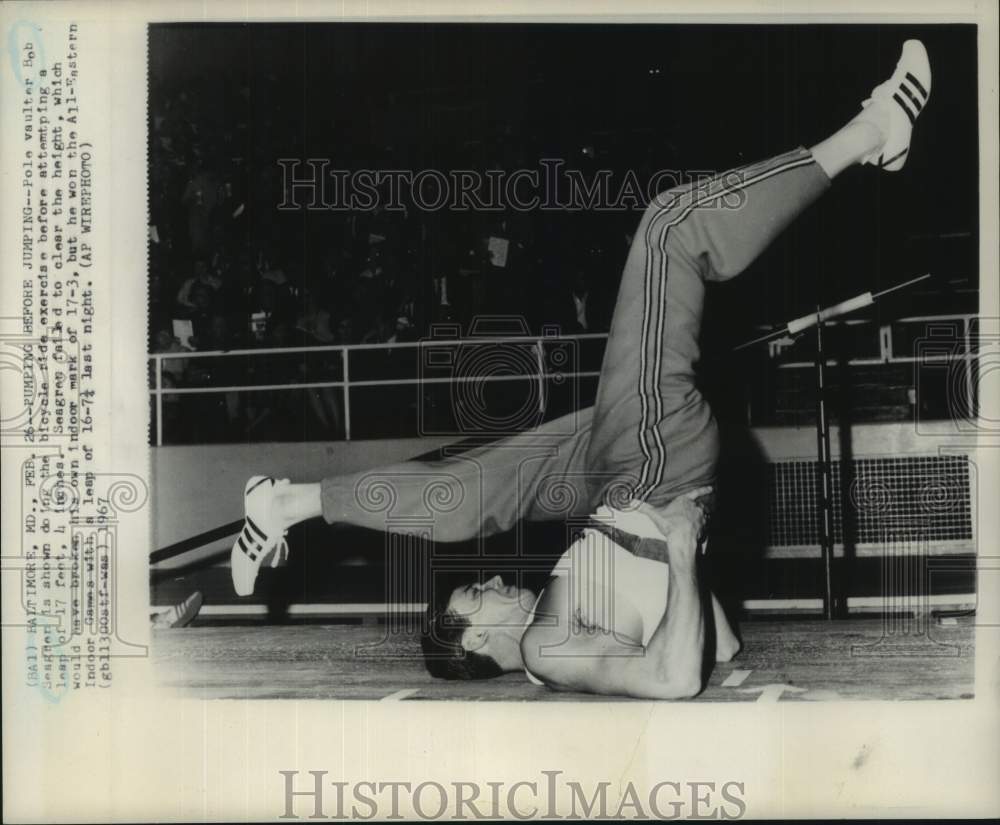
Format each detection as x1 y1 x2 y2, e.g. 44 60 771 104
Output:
734 273 931 620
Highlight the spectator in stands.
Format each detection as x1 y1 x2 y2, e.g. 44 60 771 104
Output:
300 306 344 438
361 314 393 345
295 289 336 345
203 313 240 352
543 265 612 336
181 282 217 350
152 324 192 384
181 144 223 258
480 213 531 317
336 316 357 346
245 278 293 346
176 259 222 311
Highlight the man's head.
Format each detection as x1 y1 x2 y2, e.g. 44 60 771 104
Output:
337 317 355 344
421 575 537 680
154 327 176 352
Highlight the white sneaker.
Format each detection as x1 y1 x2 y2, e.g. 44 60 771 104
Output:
230 476 290 596
860 40 932 171
151 591 204 629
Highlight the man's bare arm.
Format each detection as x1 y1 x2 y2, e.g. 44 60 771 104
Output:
521 525 706 699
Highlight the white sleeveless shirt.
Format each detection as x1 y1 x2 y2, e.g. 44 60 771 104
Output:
524 505 670 685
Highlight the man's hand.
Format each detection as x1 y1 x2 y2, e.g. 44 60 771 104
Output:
637 487 712 559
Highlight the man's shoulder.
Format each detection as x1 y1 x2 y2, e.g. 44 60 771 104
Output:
520 578 571 687
525 577 566 629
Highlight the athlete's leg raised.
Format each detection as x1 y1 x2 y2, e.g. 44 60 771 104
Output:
585 40 931 510
231 410 597 595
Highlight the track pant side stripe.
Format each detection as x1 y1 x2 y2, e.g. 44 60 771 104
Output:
632 153 816 499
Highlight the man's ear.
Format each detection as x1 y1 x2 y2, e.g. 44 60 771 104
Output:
460 627 488 653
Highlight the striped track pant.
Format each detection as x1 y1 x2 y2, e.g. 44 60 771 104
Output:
321 148 830 539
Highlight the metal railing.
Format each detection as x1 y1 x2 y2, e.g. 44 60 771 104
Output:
148 332 609 446
148 314 979 446
761 312 979 423
771 313 977 365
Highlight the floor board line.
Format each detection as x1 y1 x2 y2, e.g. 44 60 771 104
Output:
721 669 752 687
382 688 420 701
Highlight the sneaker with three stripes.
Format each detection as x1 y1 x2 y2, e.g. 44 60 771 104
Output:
230 475 291 596
859 39 932 172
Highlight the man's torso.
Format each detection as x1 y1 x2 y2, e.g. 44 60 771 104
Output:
523 506 671 685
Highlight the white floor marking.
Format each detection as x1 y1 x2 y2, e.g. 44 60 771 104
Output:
738 683 807 702
721 669 752 687
381 688 420 701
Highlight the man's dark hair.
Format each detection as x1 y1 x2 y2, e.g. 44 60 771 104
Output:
421 600 504 681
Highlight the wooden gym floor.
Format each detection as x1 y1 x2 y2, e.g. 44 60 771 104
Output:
152 618 974 702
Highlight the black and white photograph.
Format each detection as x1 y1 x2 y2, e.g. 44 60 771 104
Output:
2 2 998 821
147 22 981 701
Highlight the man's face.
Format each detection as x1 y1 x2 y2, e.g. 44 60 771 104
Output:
446 575 535 627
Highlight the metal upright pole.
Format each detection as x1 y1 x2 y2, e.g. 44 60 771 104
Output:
729 275 934 620
815 312 836 619
341 347 352 441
